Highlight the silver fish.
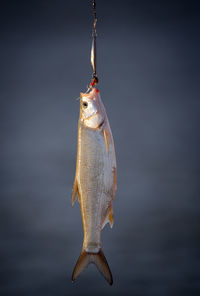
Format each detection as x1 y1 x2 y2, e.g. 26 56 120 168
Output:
71 87 117 285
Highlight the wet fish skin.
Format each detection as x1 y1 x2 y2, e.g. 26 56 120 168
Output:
71 88 117 285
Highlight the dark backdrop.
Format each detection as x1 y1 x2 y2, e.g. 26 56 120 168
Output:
1 1 200 295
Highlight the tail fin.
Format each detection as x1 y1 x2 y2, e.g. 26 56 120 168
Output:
72 248 113 285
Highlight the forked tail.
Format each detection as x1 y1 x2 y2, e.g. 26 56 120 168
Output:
72 248 113 285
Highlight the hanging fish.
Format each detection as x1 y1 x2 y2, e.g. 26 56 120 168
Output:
71 87 117 285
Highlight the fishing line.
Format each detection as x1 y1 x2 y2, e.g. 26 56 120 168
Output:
87 0 98 92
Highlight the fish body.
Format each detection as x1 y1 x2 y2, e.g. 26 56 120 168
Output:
71 88 117 285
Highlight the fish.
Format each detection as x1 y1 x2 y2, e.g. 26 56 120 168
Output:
71 87 117 285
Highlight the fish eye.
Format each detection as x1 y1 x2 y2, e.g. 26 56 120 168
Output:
82 101 88 108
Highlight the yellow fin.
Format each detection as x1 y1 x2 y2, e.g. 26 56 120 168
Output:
108 206 114 228
71 179 78 206
103 128 109 152
102 206 114 229
72 248 113 285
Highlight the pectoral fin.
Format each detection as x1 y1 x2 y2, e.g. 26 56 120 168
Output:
102 206 114 229
71 178 78 206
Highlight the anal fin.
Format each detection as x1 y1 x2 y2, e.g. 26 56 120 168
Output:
102 206 114 229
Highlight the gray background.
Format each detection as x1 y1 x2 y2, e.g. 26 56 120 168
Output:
1 0 200 295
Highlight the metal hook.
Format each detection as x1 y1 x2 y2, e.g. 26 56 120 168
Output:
91 0 98 85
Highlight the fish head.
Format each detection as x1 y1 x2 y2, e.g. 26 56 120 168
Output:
80 88 105 129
